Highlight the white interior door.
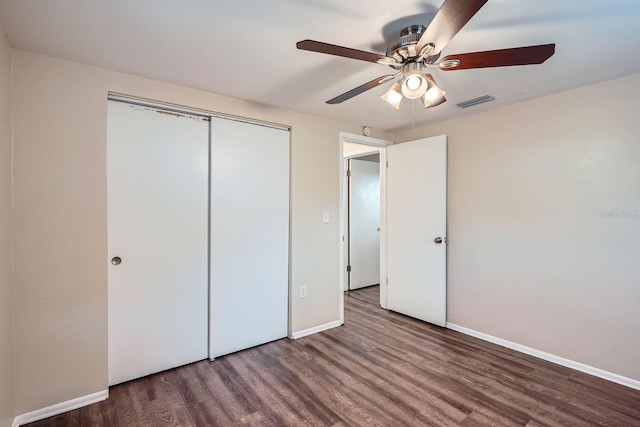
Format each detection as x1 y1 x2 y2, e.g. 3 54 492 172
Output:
210 117 289 358
349 157 380 290
386 135 447 326
107 101 209 385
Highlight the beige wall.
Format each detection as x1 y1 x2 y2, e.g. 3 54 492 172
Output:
11 49 392 413
397 73 640 381
11 43 639 416
0 23 14 427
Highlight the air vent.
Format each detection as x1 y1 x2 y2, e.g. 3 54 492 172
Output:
456 95 495 109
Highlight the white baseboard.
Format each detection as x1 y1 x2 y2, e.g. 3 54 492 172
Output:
446 323 640 391
291 319 342 339
12 390 108 427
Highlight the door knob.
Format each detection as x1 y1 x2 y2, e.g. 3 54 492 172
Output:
434 237 443 244
111 256 122 265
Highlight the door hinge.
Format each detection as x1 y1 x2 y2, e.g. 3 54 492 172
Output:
346 265 351 272
386 160 389 168
346 169 351 177
386 277 388 285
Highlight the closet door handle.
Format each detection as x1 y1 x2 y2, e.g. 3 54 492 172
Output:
111 256 122 265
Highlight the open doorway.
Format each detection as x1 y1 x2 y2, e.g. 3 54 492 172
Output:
338 132 392 324
345 151 380 291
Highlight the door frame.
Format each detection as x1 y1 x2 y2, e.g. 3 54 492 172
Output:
339 132 392 325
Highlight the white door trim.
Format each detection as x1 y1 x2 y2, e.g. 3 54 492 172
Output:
339 132 392 324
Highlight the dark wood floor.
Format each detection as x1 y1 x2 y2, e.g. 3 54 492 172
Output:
28 286 640 426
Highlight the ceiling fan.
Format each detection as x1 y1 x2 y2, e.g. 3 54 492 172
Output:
296 0 555 109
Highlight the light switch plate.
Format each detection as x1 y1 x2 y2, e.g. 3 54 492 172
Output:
322 211 330 224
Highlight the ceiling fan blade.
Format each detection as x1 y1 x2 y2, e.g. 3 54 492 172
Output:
327 75 396 104
416 0 488 56
439 44 555 70
297 40 394 65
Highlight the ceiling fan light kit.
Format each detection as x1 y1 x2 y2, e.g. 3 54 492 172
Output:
381 66 446 109
400 62 429 99
296 0 555 111
423 78 446 105
381 82 403 109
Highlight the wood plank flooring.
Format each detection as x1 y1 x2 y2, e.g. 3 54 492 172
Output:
27 286 640 426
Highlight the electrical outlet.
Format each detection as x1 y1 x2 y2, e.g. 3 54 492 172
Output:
299 285 307 299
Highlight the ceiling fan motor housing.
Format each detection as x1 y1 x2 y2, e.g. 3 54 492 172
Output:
386 25 440 67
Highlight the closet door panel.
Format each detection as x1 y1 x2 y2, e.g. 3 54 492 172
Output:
108 101 209 385
210 117 289 358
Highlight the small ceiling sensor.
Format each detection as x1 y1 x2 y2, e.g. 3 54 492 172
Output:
362 126 372 136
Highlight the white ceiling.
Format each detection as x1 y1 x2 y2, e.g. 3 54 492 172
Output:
1 0 639 132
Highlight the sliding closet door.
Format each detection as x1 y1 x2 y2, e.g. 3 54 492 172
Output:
108 101 209 385
210 117 289 358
